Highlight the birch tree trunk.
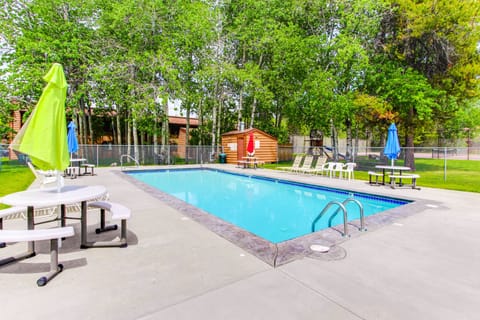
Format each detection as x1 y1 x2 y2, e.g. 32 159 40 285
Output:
345 119 352 161
116 111 122 145
330 120 339 161
111 117 116 145
238 45 245 130
160 100 169 163
198 98 203 146
249 96 257 129
249 53 263 129
354 125 359 161
217 98 222 155
404 107 416 170
185 104 190 164
87 105 93 145
238 88 243 130
211 95 217 157
132 115 139 162
153 119 158 164
80 106 87 145
127 110 132 157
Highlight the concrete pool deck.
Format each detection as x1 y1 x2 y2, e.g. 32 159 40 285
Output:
1 165 479 319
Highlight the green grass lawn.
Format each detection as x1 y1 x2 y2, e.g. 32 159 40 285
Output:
412 159 480 192
267 158 480 193
0 161 35 209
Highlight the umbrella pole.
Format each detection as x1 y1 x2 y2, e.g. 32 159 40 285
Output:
55 171 64 193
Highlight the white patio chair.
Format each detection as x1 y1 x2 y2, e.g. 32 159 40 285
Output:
343 162 357 180
331 162 346 179
321 162 337 177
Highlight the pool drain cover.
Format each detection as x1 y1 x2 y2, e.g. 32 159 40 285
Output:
307 245 347 261
310 244 330 252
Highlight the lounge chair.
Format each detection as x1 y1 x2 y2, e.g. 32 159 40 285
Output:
293 155 314 173
278 155 304 172
27 161 61 188
302 157 327 174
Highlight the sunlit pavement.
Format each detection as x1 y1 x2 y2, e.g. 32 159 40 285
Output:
1 165 479 320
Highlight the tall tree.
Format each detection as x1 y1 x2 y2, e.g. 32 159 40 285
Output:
1 0 98 144
374 0 480 167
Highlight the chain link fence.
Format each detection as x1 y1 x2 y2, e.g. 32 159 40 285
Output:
1 144 219 168
2 143 478 173
78 144 219 167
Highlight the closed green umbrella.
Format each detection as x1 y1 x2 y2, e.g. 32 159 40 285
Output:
10 63 69 189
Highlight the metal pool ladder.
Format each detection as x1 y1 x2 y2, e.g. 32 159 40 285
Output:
311 198 366 237
120 154 140 171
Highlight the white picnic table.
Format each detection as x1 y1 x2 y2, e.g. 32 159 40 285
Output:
2 185 107 252
374 165 411 185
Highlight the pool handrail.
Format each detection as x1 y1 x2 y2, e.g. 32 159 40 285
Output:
339 198 367 232
120 154 140 170
312 201 349 237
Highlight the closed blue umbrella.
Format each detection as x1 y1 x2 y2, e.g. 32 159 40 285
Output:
67 121 78 157
384 123 401 166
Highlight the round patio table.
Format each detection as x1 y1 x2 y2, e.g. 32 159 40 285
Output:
2 185 107 252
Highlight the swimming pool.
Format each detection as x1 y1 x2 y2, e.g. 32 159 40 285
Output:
127 168 409 243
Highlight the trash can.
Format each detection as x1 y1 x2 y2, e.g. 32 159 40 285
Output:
219 153 227 163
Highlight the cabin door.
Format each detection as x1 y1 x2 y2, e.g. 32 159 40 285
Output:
237 137 245 161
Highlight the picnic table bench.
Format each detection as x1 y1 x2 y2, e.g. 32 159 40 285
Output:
389 174 421 190
237 157 263 169
84 201 131 248
0 226 75 286
368 171 384 185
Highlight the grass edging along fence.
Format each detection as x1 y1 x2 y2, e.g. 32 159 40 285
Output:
268 158 480 194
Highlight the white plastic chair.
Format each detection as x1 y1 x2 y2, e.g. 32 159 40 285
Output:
343 162 357 180
321 162 337 177
331 162 345 179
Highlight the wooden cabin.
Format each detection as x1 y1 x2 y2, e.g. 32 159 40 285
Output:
221 128 278 164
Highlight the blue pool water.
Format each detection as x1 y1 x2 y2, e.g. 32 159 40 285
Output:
128 169 409 243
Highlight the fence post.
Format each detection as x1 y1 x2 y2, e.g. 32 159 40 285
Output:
444 147 447 182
